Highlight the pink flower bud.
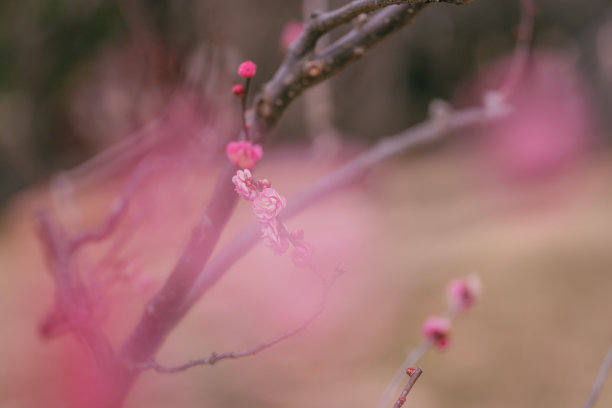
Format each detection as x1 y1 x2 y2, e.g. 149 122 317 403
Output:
232 169 258 201
422 316 451 350
291 243 314 268
226 141 263 169
252 188 286 222
260 219 289 255
238 60 257 79
232 84 244 98
448 274 482 312
406 367 416 376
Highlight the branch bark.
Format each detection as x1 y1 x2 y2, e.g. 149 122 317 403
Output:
251 0 472 140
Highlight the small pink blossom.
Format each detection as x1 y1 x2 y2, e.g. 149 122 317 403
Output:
226 141 263 169
448 275 482 312
232 169 258 201
291 243 314 268
232 84 244 98
261 219 289 255
238 60 257 78
422 316 451 349
281 21 303 51
252 188 286 222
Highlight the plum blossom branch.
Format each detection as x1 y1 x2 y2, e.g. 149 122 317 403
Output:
583 341 612 408
36 1 478 404
138 267 344 373
182 105 504 312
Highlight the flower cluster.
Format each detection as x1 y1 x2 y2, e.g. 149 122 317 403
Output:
228 60 313 268
231 169 314 267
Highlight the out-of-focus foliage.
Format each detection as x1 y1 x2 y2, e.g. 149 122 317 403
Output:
0 0 611 204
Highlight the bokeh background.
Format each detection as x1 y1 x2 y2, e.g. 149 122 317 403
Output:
1 0 612 407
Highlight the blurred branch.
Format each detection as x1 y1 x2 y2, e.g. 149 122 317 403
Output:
35 211 116 370
584 341 612 408
392 367 423 408
251 0 472 140
139 267 344 373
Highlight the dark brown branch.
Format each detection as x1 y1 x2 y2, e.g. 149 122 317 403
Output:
392 367 423 408
251 0 472 140
117 163 239 365
584 342 612 408
139 268 344 373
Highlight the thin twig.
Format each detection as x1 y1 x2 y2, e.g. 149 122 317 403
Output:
139 267 344 373
584 342 612 408
393 367 423 408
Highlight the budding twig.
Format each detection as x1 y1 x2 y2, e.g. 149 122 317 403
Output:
392 367 423 408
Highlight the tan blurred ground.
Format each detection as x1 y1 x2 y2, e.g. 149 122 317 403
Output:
0 146 611 408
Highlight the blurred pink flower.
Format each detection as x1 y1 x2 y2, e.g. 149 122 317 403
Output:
226 141 263 169
232 169 258 201
281 21 304 51
261 219 289 255
448 274 482 312
232 84 244 98
473 51 595 184
238 60 257 78
291 243 314 268
422 316 451 349
252 187 286 222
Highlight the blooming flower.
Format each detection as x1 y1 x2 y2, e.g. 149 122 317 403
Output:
447 274 482 312
226 141 263 169
232 84 244 98
252 188 286 222
238 60 257 78
421 316 451 349
231 169 258 201
291 243 314 268
261 219 289 255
